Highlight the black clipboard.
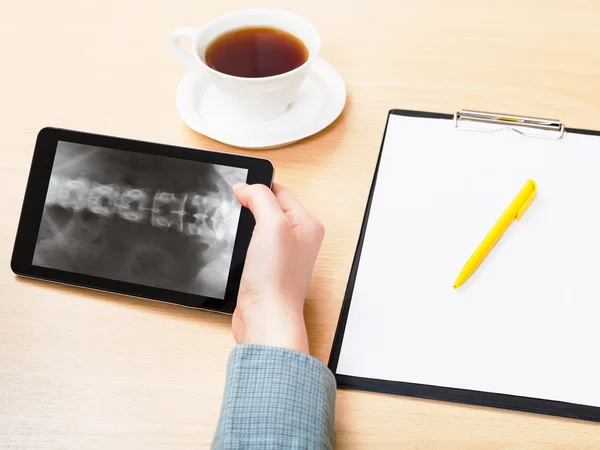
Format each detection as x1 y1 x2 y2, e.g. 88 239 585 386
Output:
327 108 600 422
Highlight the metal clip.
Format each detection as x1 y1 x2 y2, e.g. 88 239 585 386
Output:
454 110 565 139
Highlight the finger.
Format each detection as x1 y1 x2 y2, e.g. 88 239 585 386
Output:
272 183 310 218
233 183 286 225
272 183 320 233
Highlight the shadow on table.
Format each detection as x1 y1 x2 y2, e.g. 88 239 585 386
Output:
15 275 231 327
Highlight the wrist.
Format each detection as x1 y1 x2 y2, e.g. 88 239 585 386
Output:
232 304 309 354
247 324 309 354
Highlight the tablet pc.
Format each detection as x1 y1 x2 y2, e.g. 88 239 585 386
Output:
11 127 274 314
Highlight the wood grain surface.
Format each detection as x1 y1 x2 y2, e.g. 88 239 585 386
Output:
1 0 599 448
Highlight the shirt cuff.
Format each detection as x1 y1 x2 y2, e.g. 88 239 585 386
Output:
212 344 337 450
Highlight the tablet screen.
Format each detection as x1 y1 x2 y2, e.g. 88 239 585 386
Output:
31 141 248 300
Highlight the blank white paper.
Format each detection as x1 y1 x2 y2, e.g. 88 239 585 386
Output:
336 113 600 407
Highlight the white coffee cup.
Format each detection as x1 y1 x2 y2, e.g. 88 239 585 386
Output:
169 9 321 122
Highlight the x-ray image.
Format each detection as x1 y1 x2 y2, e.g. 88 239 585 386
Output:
32 141 248 299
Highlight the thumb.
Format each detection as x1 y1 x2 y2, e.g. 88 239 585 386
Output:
233 183 285 225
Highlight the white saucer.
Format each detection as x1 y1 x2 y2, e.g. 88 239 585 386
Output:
175 57 347 150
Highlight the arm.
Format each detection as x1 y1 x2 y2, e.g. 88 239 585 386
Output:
212 183 335 449
212 345 336 450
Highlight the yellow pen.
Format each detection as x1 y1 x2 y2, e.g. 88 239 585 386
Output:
453 179 537 289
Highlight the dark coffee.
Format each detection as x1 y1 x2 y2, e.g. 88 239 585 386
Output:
205 27 308 78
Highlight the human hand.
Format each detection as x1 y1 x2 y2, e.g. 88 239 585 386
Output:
231 182 325 354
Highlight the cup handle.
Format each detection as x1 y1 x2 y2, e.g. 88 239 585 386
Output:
169 27 199 71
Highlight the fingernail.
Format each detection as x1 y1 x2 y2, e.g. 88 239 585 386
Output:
233 182 247 191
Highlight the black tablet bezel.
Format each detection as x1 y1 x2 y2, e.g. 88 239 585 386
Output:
11 127 274 314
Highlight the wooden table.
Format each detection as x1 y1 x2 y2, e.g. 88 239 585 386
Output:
1 0 599 448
